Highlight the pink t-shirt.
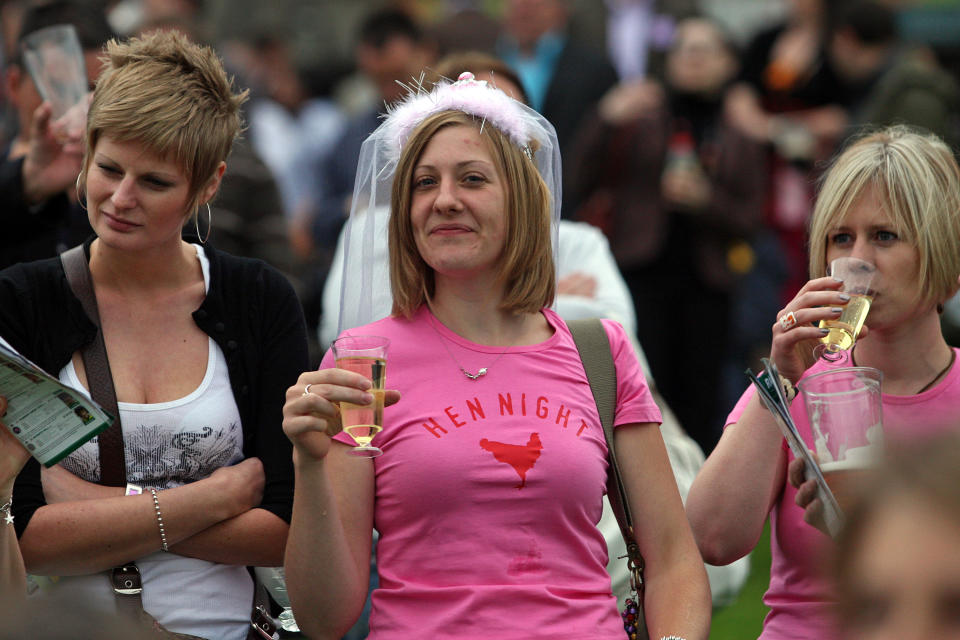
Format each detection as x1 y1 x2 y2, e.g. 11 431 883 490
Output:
325 307 661 639
727 349 960 640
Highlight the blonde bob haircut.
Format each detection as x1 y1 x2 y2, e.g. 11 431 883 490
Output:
389 110 556 317
808 125 960 307
79 29 248 218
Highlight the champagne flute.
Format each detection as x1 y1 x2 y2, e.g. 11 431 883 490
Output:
332 335 389 457
814 257 877 362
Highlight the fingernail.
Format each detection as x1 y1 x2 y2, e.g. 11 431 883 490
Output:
832 276 844 283
831 307 844 313
838 293 850 301
820 328 830 334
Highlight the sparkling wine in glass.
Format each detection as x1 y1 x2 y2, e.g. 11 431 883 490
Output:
332 335 389 457
814 257 877 362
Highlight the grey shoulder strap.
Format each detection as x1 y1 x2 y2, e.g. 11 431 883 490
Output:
567 318 644 588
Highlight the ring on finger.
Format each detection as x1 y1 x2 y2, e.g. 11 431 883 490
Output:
303 383 314 397
779 311 798 331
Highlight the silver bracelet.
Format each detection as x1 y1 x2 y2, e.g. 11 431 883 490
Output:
661 637 687 640
149 489 169 551
1 497 12 526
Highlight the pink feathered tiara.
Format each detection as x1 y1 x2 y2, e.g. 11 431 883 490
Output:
381 72 550 160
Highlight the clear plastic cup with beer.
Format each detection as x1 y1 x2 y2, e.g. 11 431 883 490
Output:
799 366 884 513
20 24 90 144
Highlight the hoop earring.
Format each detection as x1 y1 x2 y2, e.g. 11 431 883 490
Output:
75 174 87 211
195 202 212 244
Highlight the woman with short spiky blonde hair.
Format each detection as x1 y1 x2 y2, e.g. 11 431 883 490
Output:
78 30 247 226
1 30 306 638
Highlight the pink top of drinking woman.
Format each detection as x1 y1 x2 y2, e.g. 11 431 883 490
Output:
726 348 960 640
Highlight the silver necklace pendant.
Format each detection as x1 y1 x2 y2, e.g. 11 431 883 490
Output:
429 314 510 381
462 367 488 380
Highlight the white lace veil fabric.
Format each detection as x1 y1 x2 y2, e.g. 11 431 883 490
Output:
336 73 562 334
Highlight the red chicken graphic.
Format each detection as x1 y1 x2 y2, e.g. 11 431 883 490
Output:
479 432 543 489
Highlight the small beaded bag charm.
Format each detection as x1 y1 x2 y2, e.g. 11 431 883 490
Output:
619 542 646 639
621 597 641 639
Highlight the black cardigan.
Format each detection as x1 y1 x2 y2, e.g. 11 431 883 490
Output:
0 240 307 535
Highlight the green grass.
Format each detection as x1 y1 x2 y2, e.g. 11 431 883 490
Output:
709 521 772 639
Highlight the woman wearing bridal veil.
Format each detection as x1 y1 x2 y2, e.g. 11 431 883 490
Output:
282 72 710 639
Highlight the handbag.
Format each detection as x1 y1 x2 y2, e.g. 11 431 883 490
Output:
567 319 648 640
60 245 277 640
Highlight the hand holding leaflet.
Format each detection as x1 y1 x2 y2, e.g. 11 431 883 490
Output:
0 335 112 467
745 358 845 538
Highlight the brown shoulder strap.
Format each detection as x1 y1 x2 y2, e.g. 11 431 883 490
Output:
567 318 645 589
60 245 126 487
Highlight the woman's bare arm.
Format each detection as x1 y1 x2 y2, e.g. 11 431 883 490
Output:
686 398 788 564
20 457 265 575
282 369 389 640
616 422 712 639
0 398 30 602
688 276 849 563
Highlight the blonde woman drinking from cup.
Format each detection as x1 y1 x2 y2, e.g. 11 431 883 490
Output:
687 125 960 640
282 73 710 639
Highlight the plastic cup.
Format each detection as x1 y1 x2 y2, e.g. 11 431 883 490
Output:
799 366 884 513
20 24 89 141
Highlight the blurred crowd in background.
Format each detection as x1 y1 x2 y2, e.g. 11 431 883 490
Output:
1 0 959 456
